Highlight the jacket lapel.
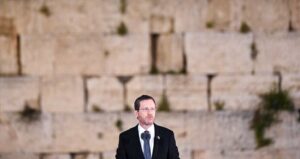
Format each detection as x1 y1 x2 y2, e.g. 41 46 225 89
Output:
152 124 160 159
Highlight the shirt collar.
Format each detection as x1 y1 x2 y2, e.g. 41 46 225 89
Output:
138 124 155 138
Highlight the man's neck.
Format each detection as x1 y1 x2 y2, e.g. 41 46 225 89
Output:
139 123 153 130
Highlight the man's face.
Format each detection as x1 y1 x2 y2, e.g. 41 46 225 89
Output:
135 99 156 127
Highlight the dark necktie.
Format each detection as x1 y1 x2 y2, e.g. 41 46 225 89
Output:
141 131 151 159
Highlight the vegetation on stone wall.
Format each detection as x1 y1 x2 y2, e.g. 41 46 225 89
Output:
19 105 41 122
240 22 251 33
158 93 171 112
213 100 225 111
115 119 123 131
206 21 215 29
250 87 295 149
124 104 132 112
39 5 51 17
120 0 127 14
92 105 103 113
117 21 128 36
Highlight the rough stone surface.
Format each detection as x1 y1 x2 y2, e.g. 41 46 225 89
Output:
185 111 256 150
156 34 184 73
185 32 253 74
0 35 18 75
289 0 300 31
0 153 40 159
41 76 84 113
0 113 53 153
205 0 231 31
0 77 40 112
150 15 174 33
87 77 124 112
211 74 278 110
51 113 119 153
166 75 207 111
255 33 300 73
282 74 300 108
242 0 289 33
42 154 71 159
126 75 164 109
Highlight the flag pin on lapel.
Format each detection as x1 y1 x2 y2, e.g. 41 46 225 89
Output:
157 136 160 140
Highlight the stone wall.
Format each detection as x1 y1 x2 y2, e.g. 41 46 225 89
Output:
1 0 300 159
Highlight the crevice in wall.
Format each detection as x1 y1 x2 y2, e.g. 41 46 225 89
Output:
250 36 258 75
117 76 132 111
82 76 90 113
150 34 159 74
16 34 22 75
274 71 282 92
207 74 216 111
181 33 188 74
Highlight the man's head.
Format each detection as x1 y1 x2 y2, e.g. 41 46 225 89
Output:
134 95 156 128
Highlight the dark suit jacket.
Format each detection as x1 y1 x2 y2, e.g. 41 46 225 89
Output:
115 124 180 159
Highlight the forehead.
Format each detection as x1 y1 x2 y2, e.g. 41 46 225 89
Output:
140 99 156 108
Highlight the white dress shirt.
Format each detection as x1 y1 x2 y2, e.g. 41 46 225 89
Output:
138 124 155 156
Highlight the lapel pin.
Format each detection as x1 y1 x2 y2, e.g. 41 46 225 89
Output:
157 136 160 140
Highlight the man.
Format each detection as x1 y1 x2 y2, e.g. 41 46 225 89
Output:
115 95 180 159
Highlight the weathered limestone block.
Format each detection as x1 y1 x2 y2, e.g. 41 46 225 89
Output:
118 112 139 131
166 75 207 111
126 75 163 109
0 77 40 112
0 113 53 153
22 34 150 76
289 0 300 30
211 74 278 110
205 0 231 31
156 34 184 73
255 33 300 73
0 153 40 159
50 113 119 152
102 151 116 159
282 74 300 108
192 149 300 159
185 111 256 150
174 0 207 32
21 35 55 76
101 34 150 75
266 112 300 149
0 0 150 34
41 76 84 113
150 15 174 33
242 0 289 33
87 77 124 112
0 35 18 75
42 154 71 159
185 32 253 74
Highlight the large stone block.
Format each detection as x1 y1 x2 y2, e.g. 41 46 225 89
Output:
21 34 150 76
289 0 300 31
21 35 55 76
87 77 124 112
185 32 253 74
185 111 256 150
101 34 150 75
211 74 278 110
166 75 207 111
156 34 184 73
242 0 289 33
0 77 40 112
255 33 300 73
0 113 53 153
282 74 300 108
0 0 150 35
50 113 119 152
0 153 40 159
205 0 231 31
126 75 163 109
41 76 84 113
192 149 300 159
102 151 115 159
0 35 18 75
42 154 71 159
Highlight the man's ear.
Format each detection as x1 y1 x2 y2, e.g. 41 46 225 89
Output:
134 110 139 119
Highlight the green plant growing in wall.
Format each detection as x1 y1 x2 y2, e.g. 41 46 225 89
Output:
19 105 41 122
124 104 132 112
117 22 128 36
240 22 251 33
206 21 215 29
250 87 295 149
115 119 123 131
158 94 171 112
214 100 225 111
39 5 51 17
92 105 103 113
